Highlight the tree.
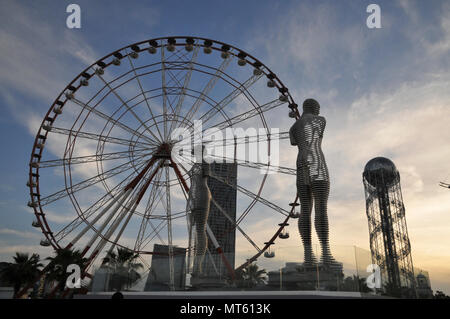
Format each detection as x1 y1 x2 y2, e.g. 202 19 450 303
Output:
236 263 267 289
433 290 450 299
0 252 43 298
45 248 88 297
101 247 143 291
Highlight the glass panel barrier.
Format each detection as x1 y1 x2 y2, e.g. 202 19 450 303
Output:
88 244 386 298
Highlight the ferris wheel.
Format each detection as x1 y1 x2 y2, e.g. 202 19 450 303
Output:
27 36 302 289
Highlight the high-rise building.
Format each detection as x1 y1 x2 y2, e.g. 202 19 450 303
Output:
204 162 237 279
363 157 416 297
144 244 186 291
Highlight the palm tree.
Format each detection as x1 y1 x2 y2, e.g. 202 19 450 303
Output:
0 252 43 298
45 248 89 297
101 247 143 291
236 263 267 289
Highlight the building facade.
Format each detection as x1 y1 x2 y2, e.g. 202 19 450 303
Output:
203 162 237 279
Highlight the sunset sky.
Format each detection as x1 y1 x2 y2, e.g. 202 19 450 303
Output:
0 0 449 294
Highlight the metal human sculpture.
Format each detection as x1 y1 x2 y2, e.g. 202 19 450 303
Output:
289 99 336 266
187 145 212 276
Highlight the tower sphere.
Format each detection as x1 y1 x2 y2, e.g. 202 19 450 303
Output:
363 157 398 188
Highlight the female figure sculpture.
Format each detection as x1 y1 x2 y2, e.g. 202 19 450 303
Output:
187 145 211 276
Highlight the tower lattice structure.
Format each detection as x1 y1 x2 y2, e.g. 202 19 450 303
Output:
363 157 416 296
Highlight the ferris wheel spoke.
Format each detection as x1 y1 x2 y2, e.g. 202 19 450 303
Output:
173 130 290 165
202 130 290 150
54 158 149 243
86 158 161 259
178 156 269 247
163 63 198 101
159 51 191 127
164 65 187 91
160 45 170 140
174 174 194 269
39 154 148 207
68 186 133 251
210 197 261 253
164 165 175 290
139 176 170 227
163 86 178 117
136 213 167 251
197 72 264 126
147 180 167 218
207 154 296 175
125 50 165 142
207 170 289 217
139 184 174 249
168 43 200 137
134 168 165 251
168 45 194 61
67 96 159 146
106 158 166 254
203 98 287 133
140 219 168 249
176 56 233 132
94 72 158 143
137 256 150 273
38 149 152 169
45 126 152 148
73 184 136 258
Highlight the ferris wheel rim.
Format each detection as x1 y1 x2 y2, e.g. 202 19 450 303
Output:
27 35 301 274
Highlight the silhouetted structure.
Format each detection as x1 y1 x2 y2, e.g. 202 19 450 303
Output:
439 181 450 189
363 157 416 297
415 269 433 299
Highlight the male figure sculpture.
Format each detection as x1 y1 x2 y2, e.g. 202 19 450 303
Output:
289 99 336 266
187 145 211 276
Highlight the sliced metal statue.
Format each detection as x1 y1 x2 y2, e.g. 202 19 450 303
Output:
187 145 212 276
289 98 337 266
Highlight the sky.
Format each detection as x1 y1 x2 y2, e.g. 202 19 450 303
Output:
0 0 449 294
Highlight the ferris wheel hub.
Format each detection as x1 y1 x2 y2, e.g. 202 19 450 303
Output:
154 142 172 159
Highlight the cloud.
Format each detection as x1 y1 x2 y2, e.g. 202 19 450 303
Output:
398 0 450 57
0 228 41 240
0 1 97 103
22 205 76 225
0 244 51 257
247 1 368 87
